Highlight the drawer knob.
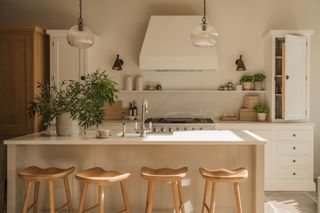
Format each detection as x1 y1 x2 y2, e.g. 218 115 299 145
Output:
293 146 296 150
293 134 296 137
293 172 296 176
293 160 296 163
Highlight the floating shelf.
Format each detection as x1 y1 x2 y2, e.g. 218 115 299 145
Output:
118 89 267 94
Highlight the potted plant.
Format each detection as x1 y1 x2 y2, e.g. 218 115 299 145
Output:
252 73 266 91
240 74 253 90
29 71 118 136
254 105 270 122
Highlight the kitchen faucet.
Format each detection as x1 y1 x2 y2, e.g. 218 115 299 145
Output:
140 97 148 137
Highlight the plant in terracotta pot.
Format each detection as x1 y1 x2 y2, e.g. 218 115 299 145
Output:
254 105 269 122
240 74 253 90
29 71 118 136
252 73 266 91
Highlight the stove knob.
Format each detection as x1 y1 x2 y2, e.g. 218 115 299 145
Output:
161 128 166 133
200 127 203 130
153 127 159 133
176 127 180 131
184 127 188 131
192 128 196 131
169 128 173 133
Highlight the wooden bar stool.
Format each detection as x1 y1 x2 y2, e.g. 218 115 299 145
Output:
19 166 75 213
199 167 248 213
141 167 188 213
75 167 131 213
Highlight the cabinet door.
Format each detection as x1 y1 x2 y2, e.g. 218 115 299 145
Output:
0 34 33 134
50 37 82 83
284 34 307 120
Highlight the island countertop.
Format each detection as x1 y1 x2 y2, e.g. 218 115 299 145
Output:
4 130 266 145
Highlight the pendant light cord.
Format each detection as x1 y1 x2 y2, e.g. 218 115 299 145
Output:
78 0 84 30
202 0 207 24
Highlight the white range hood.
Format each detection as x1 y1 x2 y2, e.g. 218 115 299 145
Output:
139 16 218 71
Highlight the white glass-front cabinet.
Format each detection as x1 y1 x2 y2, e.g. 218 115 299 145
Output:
265 30 313 122
47 30 100 84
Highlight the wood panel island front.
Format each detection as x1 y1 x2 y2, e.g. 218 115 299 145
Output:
5 130 266 213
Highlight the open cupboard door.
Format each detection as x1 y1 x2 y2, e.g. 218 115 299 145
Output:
284 34 307 120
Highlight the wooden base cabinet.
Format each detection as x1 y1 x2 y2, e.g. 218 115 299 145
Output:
216 123 315 191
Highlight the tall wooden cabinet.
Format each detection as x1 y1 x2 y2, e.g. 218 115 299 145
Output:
265 30 313 122
0 26 49 134
0 26 48 211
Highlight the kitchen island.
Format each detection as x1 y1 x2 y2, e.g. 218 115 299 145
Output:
5 130 266 213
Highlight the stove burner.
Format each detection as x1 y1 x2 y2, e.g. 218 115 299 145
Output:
145 117 214 124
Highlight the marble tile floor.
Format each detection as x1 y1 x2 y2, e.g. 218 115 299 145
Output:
265 191 317 213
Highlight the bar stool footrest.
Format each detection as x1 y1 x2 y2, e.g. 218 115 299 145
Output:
55 202 69 212
83 203 100 213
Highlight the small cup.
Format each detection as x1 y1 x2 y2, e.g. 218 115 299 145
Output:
97 129 112 138
235 84 243 91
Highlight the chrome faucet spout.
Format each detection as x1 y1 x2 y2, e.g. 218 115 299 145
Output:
140 97 148 137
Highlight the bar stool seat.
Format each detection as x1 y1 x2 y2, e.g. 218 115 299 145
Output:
141 167 188 181
75 167 131 213
199 167 248 181
199 167 248 213
141 167 188 213
19 166 75 181
19 166 75 213
76 167 130 184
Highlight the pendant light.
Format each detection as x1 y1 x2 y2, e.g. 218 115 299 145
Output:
191 0 218 48
67 0 95 49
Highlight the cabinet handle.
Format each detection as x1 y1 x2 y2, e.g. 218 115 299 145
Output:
293 146 296 150
293 160 296 163
293 172 296 176
293 134 296 137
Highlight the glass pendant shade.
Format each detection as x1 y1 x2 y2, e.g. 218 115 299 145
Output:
67 24 95 49
191 23 218 48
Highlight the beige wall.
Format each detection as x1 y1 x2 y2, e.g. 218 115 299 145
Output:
1 0 320 176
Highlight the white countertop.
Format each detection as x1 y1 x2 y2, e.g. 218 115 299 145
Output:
5 130 266 145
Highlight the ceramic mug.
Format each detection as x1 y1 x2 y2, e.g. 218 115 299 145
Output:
97 129 112 138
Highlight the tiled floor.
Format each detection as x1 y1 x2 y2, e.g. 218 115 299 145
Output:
265 191 317 213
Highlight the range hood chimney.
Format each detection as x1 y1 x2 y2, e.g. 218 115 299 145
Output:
139 16 218 71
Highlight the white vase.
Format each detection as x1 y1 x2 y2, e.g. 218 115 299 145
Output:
56 112 79 136
257 113 267 122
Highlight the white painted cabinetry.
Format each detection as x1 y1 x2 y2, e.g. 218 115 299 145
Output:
264 30 313 122
47 30 100 84
216 122 315 191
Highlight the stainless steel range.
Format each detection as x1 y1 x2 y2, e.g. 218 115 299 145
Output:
145 117 215 133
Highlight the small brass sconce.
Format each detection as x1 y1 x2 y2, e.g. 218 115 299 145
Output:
112 54 124 71
235 55 246 71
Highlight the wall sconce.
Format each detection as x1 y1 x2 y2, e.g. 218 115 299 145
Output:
235 55 246 71
112 54 124 71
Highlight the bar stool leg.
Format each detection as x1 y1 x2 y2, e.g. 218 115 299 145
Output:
33 181 40 213
178 181 185 213
63 176 74 213
120 181 130 213
201 181 209 213
233 182 243 213
48 181 55 213
98 185 105 213
209 183 216 213
78 183 88 213
22 181 33 213
172 181 180 213
145 181 156 213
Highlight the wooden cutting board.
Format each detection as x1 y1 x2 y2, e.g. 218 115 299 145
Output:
104 101 127 120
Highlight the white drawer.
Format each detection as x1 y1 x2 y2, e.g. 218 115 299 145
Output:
278 155 311 167
278 130 311 141
278 143 311 154
278 168 311 179
265 156 272 180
